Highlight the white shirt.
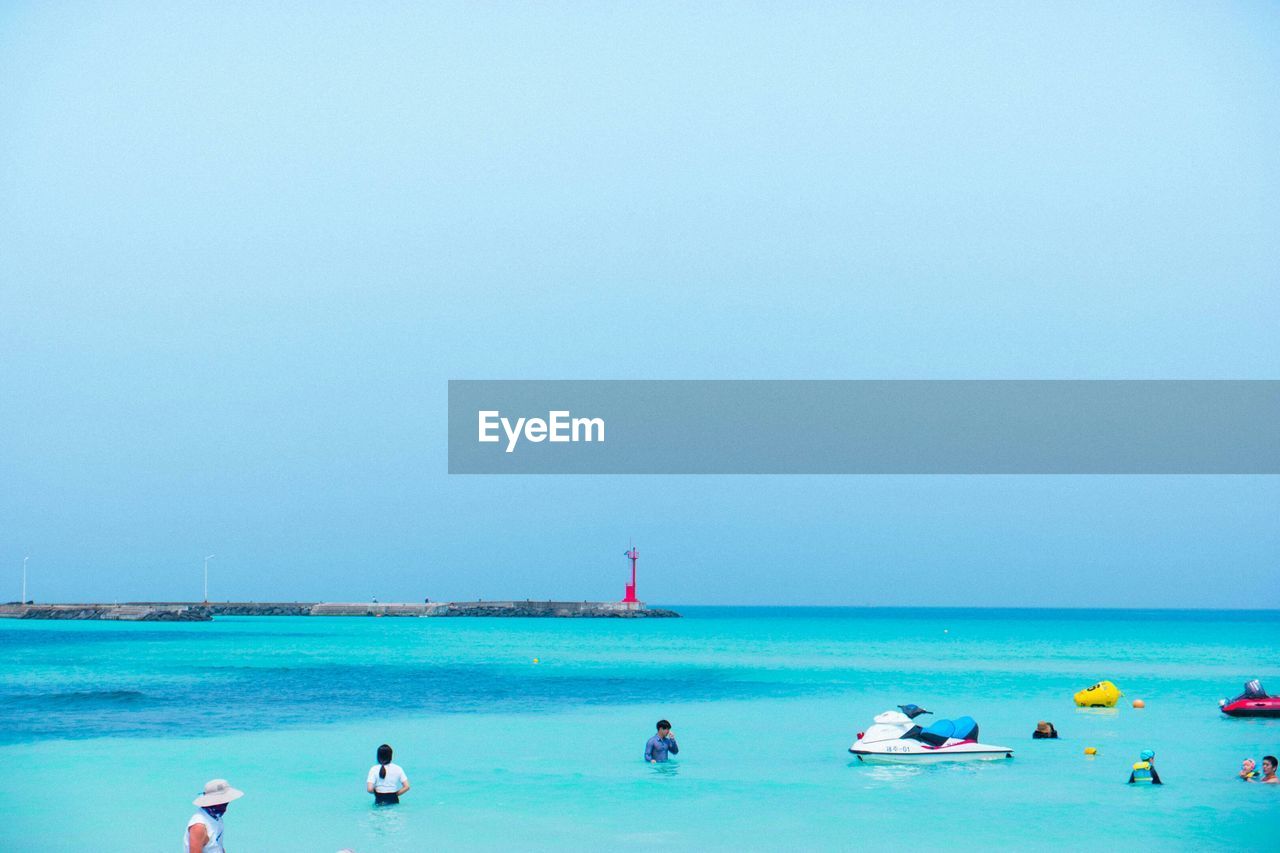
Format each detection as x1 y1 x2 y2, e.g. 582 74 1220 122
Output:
184 809 224 853
367 762 409 793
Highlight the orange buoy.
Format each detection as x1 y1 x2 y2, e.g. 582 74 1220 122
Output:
1132 699 1145 708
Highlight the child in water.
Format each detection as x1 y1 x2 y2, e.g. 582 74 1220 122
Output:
1128 749 1162 784
1239 758 1259 781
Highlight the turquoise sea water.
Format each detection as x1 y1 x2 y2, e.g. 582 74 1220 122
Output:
1 608 1278 851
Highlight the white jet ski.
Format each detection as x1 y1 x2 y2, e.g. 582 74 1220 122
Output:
849 704 1013 763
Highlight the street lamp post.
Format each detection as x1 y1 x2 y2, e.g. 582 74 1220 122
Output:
203 554 215 603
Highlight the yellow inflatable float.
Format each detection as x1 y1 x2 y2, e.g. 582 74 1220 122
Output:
1074 680 1123 707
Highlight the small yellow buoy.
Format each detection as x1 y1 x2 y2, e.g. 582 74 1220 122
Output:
533 657 540 664
1084 747 1098 755
1132 699 1145 708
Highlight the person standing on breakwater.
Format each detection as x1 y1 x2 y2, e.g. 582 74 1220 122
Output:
645 720 679 763
185 779 243 852
367 743 411 804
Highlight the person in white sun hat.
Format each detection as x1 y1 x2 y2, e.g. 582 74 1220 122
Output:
184 778 244 852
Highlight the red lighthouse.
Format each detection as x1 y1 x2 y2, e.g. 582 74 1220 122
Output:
622 545 639 605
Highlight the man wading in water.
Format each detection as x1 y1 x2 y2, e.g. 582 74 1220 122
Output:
645 720 680 763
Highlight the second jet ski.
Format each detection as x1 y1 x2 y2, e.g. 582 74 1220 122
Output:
849 704 1014 763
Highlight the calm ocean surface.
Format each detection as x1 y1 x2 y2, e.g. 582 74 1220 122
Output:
2 608 1278 851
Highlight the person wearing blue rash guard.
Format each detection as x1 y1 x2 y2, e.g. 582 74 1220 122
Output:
1128 749 1163 784
645 720 679 763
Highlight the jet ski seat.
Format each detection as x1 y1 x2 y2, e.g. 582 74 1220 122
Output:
950 716 979 741
906 716 980 746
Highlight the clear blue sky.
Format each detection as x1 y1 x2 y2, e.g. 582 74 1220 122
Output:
1 2 1276 606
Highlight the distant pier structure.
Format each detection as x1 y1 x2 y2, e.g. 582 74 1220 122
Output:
621 544 640 610
0 545 679 621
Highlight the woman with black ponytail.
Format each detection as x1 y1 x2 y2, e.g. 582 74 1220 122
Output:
366 743 411 805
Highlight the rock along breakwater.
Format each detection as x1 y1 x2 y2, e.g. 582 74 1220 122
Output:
0 600 680 621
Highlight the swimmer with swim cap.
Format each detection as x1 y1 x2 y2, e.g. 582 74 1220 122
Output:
1128 749 1162 785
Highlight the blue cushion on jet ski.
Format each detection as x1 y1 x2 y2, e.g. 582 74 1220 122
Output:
922 719 956 740
950 716 977 740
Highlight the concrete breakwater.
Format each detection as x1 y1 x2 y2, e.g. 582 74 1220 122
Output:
0 601 679 620
1 604 212 621
430 601 678 618
202 602 314 616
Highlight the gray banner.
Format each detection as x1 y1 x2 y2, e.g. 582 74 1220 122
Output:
447 380 1279 474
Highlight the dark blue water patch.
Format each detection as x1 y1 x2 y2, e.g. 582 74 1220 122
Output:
0 664 812 745
0 626 322 649
4 689 149 707
0 628 183 648
1 657 1259 746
